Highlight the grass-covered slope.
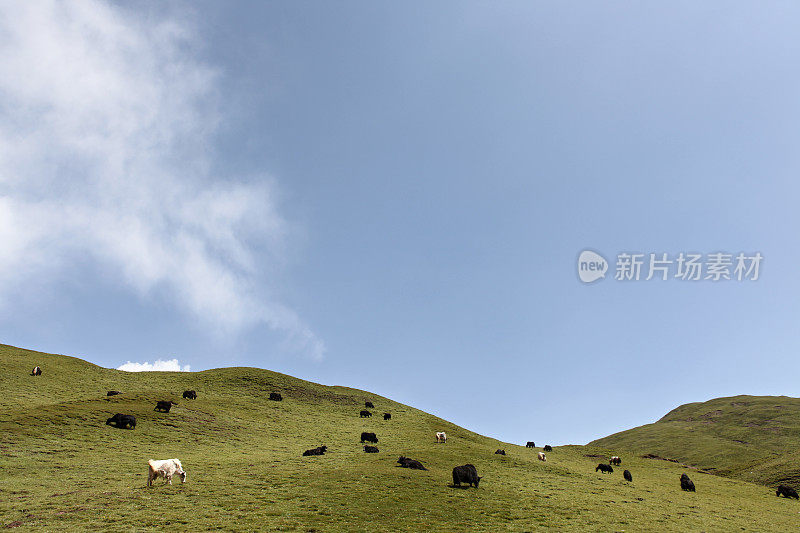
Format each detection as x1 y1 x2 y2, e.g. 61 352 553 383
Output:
2 344 800 532
591 395 800 487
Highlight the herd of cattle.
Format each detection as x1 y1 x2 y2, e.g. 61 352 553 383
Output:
28 365 800 498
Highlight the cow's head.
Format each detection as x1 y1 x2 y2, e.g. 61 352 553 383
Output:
179 470 187 483
475 476 482 488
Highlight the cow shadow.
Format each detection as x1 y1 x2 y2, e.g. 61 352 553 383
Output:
447 484 473 490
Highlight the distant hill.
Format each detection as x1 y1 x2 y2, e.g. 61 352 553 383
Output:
591 395 800 487
2 344 800 531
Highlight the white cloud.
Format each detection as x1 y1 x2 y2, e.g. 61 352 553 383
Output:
0 1 324 359
118 359 191 372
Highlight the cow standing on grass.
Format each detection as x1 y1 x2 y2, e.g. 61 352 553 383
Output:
31 366 42 376
147 459 186 486
106 413 136 430
154 401 175 412
436 432 447 443
777 485 799 499
360 432 378 444
680 473 696 492
452 464 481 488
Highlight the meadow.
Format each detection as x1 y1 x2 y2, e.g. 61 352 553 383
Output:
2 344 799 532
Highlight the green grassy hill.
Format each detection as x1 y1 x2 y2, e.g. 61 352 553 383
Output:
590 395 800 488
2 344 800 532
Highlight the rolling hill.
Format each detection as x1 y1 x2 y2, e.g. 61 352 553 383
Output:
2 343 800 531
591 395 800 487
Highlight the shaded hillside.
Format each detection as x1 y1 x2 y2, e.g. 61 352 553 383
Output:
2 345 800 532
591 395 800 487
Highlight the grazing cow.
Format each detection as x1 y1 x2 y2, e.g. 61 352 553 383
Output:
495 449 506 455
452 464 481 488
596 463 613 473
526 441 535 448
623 469 633 482
302 446 327 456
436 432 447 443
610 456 622 466
31 366 42 376
383 413 391 420
107 391 121 396
154 401 175 412
182 390 197 400
364 445 379 453
680 473 696 492
360 432 378 444
147 459 186 486
538 452 547 462
360 410 372 418
106 413 136 430
397 456 428 470
365 401 374 408
269 392 282 401
776 485 799 499
543 445 553 452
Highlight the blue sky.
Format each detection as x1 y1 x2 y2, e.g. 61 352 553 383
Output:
1 1 799 445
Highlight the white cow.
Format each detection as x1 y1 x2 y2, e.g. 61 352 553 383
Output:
435 431 447 443
538 452 546 462
147 458 187 486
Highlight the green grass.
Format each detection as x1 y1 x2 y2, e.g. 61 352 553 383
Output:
591 394 800 487
2 343 800 531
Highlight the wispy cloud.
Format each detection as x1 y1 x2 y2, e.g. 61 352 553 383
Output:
0 1 324 359
118 359 191 372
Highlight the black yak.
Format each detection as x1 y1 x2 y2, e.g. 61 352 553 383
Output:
269 392 282 401
360 432 378 444
107 391 121 396
777 485 799 499
543 445 552 452
596 463 613 474
302 446 327 456
397 456 428 470
452 464 481 488
383 413 391 420
106 413 136 429
623 469 633 482
526 441 535 448
154 401 175 412
680 473 696 492
360 410 372 418
495 449 506 455
364 445 379 453
183 390 197 400
365 401 374 408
